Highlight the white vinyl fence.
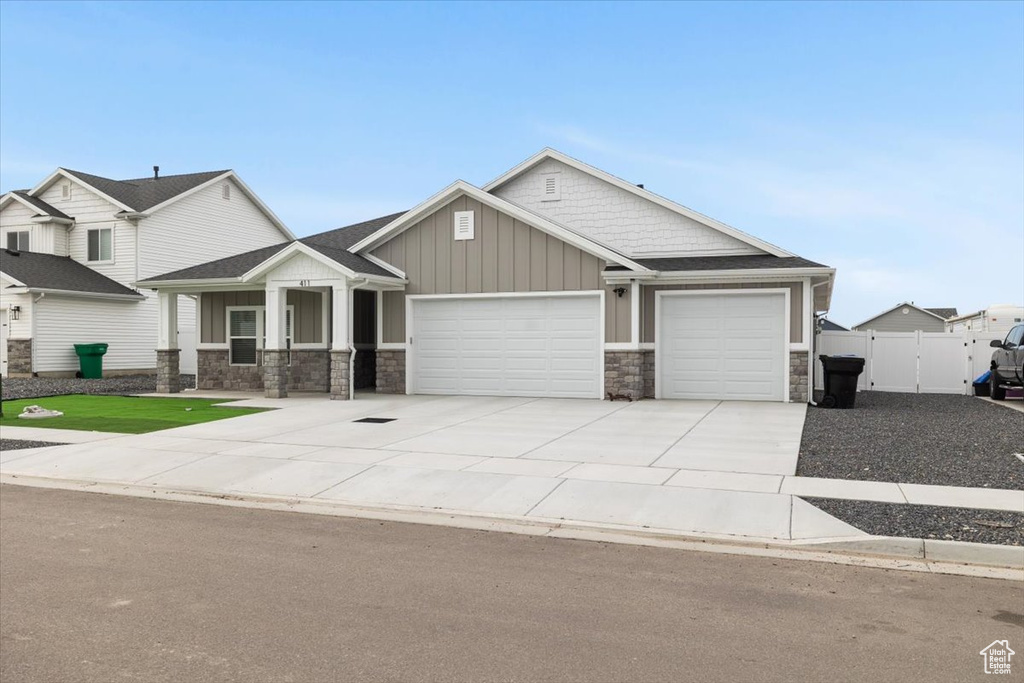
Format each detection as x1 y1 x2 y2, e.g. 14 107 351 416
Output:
815 330 999 395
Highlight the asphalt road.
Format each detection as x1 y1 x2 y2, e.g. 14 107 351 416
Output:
1 485 1020 683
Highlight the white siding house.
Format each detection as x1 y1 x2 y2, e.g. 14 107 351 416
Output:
0 168 293 377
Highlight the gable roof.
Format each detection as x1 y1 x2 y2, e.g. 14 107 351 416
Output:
482 148 793 258
139 212 405 284
21 168 295 239
852 302 950 329
0 250 143 298
924 307 958 319
59 168 230 212
819 318 848 331
1 191 72 220
347 180 649 272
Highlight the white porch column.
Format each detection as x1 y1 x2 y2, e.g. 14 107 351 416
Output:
630 279 641 347
265 284 288 350
156 291 180 394
157 291 178 350
332 281 350 351
330 280 352 400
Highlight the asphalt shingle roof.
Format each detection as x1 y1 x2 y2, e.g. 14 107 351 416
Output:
140 212 406 283
11 191 71 220
0 250 142 297
605 254 829 272
61 168 230 212
925 307 958 320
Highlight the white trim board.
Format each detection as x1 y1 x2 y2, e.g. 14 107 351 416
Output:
482 148 793 258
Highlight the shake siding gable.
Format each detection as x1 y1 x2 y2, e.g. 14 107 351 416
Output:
370 195 614 343
138 177 288 281
492 158 764 258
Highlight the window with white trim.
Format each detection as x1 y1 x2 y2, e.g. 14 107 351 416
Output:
227 305 294 366
229 308 260 365
87 228 113 262
6 231 29 251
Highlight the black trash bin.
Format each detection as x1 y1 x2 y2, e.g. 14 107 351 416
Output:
818 355 865 409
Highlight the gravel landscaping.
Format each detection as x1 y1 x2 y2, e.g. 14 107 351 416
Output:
806 498 1024 546
0 439 67 452
1 375 196 401
799 392 1024 490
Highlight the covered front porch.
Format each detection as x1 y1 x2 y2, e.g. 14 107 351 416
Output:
150 243 406 399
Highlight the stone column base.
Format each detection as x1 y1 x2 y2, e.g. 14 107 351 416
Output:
156 349 180 393
263 350 289 399
330 350 351 400
605 350 644 400
7 338 32 376
789 350 809 403
375 349 406 394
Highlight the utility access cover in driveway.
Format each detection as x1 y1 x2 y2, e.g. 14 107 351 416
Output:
353 417 396 424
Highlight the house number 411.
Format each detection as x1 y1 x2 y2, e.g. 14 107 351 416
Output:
298 279 310 287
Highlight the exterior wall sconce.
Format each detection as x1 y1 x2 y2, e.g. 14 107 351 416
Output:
613 287 627 298
9 305 20 321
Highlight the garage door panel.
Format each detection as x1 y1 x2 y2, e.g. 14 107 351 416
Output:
411 295 601 398
660 293 786 401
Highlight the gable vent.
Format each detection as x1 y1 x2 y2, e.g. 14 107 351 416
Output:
541 173 561 201
61 183 71 200
453 210 474 241
222 183 231 200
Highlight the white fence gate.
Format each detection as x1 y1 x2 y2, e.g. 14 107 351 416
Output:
815 330 999 395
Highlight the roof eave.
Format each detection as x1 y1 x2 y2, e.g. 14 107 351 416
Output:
6 287 144 301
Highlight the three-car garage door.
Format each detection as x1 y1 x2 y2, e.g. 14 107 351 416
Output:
658 292 788 401
409 294 602 398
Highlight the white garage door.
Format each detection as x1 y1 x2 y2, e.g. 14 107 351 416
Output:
410 295 602 398
658 292 787 401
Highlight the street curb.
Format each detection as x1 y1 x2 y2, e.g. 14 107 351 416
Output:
3 473 1021 580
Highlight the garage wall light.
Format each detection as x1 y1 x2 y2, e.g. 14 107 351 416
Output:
613 287 627 298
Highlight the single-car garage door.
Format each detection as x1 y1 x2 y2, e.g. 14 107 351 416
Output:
658 291 787 401
409 294 602 398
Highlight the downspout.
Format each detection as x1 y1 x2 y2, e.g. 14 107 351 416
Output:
808 280 831 406
31 292 45 376
347 278 368 400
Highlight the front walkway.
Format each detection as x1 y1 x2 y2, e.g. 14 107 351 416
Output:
2 395 1022 547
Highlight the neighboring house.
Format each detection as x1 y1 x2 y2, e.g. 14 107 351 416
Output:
0 167 293 377
946 304 1024 336
851 303 956 333
140 149 835 403
818 317 848 332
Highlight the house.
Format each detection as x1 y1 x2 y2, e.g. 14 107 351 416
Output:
851 302 956 333
140 149 835 403
818 317 848 332
0 167 293 378
946 304 1024 336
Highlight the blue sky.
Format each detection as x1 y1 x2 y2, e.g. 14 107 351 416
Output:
1 1 1021 326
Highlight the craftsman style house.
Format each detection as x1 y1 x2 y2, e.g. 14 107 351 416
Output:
140 150 834 403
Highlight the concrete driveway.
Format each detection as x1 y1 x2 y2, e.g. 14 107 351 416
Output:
2 394 862 543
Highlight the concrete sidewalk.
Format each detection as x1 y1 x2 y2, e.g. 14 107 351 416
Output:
2 394 1021 550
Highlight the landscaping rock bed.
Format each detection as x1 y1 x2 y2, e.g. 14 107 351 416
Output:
0 439 66 452
799 392 1024 490
1 375 196 401
805 498 1024 546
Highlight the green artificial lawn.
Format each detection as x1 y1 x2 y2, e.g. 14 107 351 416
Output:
0 395 268 434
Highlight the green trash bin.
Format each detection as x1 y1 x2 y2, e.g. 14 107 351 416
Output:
73 343 109 379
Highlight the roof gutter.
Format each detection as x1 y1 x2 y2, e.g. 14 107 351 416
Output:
4 287 145 301
604 266 836 284
30 216 74 226
115 211 149 221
